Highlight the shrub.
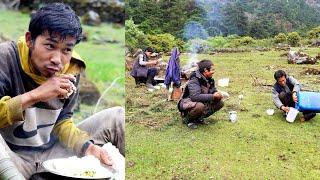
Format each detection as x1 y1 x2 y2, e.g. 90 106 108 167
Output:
274 33 287 43
184 38 213 53
147 33 177 52
253 38 273 48
175 38 186 52
287 32 301 47
125 19 150 52
207 36 228 48
307 26 320 39
225 36 254 47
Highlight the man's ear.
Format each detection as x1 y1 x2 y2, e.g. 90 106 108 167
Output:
25 32 33 48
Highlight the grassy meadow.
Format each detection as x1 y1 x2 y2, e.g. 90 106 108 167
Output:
0 10 125 121
126 48 320 179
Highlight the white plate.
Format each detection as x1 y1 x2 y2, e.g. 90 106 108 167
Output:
42 158 114 179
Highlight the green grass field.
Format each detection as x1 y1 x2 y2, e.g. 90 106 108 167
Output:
126 48 320 179
0 10 124 121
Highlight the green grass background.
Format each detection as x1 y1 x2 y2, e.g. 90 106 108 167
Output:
126 48 320 179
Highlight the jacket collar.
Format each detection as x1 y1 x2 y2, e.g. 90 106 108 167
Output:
195 70 210 83
17 36 86 84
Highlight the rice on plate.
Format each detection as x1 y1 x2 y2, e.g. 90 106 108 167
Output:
43 155 114 179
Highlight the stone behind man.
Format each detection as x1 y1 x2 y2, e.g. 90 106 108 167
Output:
0 3 124 179
272 70 316 122
178 59 224 129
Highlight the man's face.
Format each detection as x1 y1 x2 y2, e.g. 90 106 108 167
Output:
26 31 76 78
277 76 287 87
145 51 152 58
203 65 215 79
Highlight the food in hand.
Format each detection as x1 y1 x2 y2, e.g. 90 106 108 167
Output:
66 80 77 98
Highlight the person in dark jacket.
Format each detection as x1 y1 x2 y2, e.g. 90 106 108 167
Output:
178 59 224 129
272 70 316 122
130 47 159 89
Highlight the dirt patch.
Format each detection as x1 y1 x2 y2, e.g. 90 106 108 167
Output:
252 114 261 118
279 52 288 57
240 107 249 112
250 74 272 87
274 43 290 51
301 67 320 75
135 116 174 129
225 104 241 112
126 161 136 168
278 154 288 161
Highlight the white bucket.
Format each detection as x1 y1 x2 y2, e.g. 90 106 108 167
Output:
229 111 237 123
286 107 299 123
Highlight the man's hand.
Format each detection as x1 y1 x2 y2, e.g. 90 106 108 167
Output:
292 92 298 103
85 144 113 166
281 106 290 113
213 92 223 101
22 74 76 108
150 60 158 65
35 74 75 101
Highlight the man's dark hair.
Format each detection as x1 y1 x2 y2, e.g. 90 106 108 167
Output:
144 47 154 53
274 70 287 80
198 59 213 74
28 3 82 44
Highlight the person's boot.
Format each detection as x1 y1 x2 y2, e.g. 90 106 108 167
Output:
182 115 197 129
187 122 197 129
146 83 155 89
301 113 316 122
197 117 210 125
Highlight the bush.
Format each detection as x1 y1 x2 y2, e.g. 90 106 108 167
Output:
184 39 213 53
175 38 186 52
207 36 228 48
307 26 320 39
287 32 301 47
147 33 177 52
125 19 150 52
225 36 254 47
253 38 273 48
274 33 287 43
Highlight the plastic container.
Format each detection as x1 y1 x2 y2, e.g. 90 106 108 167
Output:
266 109 274 116
296 91 320 112
286 107 299 123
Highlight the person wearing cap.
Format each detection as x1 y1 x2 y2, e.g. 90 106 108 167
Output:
178 59 224 129
272 70 316 122
130 47 159 89
0 3 124 179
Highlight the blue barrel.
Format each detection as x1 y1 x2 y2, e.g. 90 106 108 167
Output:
296 91 320 112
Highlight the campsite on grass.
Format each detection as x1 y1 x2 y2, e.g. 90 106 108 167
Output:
125 0 320 178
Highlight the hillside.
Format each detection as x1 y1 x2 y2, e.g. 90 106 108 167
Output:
126 0 320 38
